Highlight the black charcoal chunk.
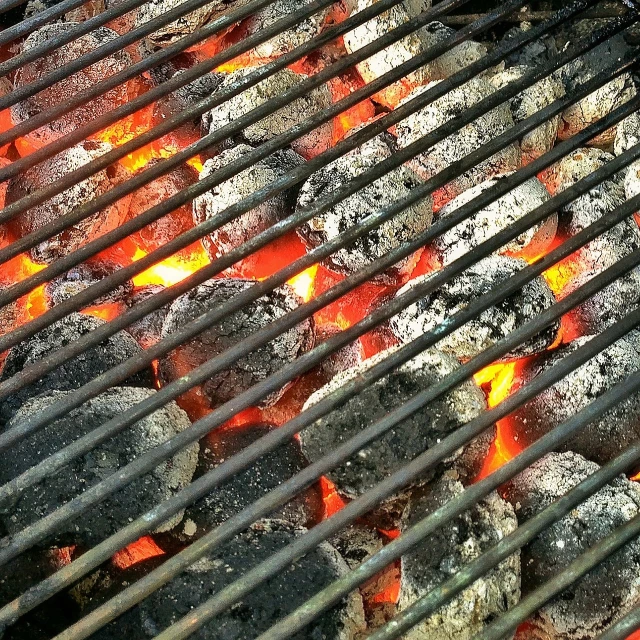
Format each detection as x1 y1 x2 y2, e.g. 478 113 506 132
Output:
507 335 640 465
158 279 315 409
399 472 520 640
504 452 640 639
315 323 364 380
176 422 324 540
296 132 433 284
125 285 170 349
299 347 489 528
390 255 559 362
500 24 558 68
0 388 198 546
0 312 154 423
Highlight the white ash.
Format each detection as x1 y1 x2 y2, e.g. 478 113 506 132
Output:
44 260 133 308
11 24 131 148
296 132 433 285
0 312 155 424
556 25 637 147
193 144 304 276
242 0 331 60
395 78 521 208
201 68 333 159
0 387 198 546
399 472 520 640
624 158 640 200
614 110 640 156
390 255 558 362
124 285 170 349
433 174 556 265
507 334 640 466
158 279 315 409
500 23 559 69
5 140 132 264
504 452 640 640
490 65 565 163
299 346 489 527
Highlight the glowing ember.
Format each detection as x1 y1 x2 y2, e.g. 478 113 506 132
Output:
131 245 210 288
320 475 347 518
111 535 165 569
287 265 318 302
82 302 123 322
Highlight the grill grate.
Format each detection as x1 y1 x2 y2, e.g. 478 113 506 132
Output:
0 0 640 638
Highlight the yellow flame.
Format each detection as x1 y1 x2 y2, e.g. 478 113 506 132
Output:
131 247 211 288
286 265 317 302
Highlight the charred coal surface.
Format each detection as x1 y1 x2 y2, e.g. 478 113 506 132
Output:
299 347 489 527
399 472 520 640
0 312 154 423
505 452 640 639
158 279 315 411
124 285 171 349
0 387 198 546
390 255 559 362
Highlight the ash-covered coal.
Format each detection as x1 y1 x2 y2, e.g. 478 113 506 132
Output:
0 312 154 423
93 520 366 640
299 347 489 528
506 334 640 465
124 285 170 349
44 260 133 308
504 452 640 640
11 24 131 147
399 472 520 640
193 144 304 276
433 174 556 264
0 387 198 546
176 422 324 541
296 132 433 285
390 255 559 362
395 78 521 208
5 140 132 264
202 68 333 159
614 110 640 156
126 160 198 252
500 24 558 69
490 65 565 163
158 279 315 413
314 322 364 381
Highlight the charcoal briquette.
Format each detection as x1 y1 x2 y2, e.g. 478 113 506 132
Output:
124 285 170 349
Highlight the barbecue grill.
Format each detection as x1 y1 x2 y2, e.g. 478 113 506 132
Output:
1 0 640 637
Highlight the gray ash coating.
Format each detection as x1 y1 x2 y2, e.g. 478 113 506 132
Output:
555 24 637 147
176 423 324 541
507 335 640 466
296 132 433 285
0 313 154 423
158 279 315 409
490 65 565 163
5 140 132 264
500 24 558 69
0 387 198 546
299 347 489 527
193 145 304 277
399 472 520 640
93 520 366 640
127 160 198 253
201 68 333 159
395 78 521 208
390 255 559 362
124 285 170 349
433 174 556 265
11 24 131 147
504 452 640 639
614 110 640 156
44 260 133 308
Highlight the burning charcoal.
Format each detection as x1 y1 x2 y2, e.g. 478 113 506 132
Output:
329 525 384 570
490 65 565 163
296 132 433 285
395 78 521 208
5 140 132 264
193 145 304 276
614 109 640 156
158 279 315 413
0 79 12 158
44 260 133 308
93 520 366 639
299 347 489 528
506 334 640 465
624 158 640 200
433 175 556 264
11 24 131 148
0 387 199 546
500 24 558 68
0 158 9 214
504 452 640 640
125 285 170 349
315 323 364 380
556 25 637 147
399 472 520 640
201 68 333 159
0 312 154 423
390 255 559 362
176 422 324 541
